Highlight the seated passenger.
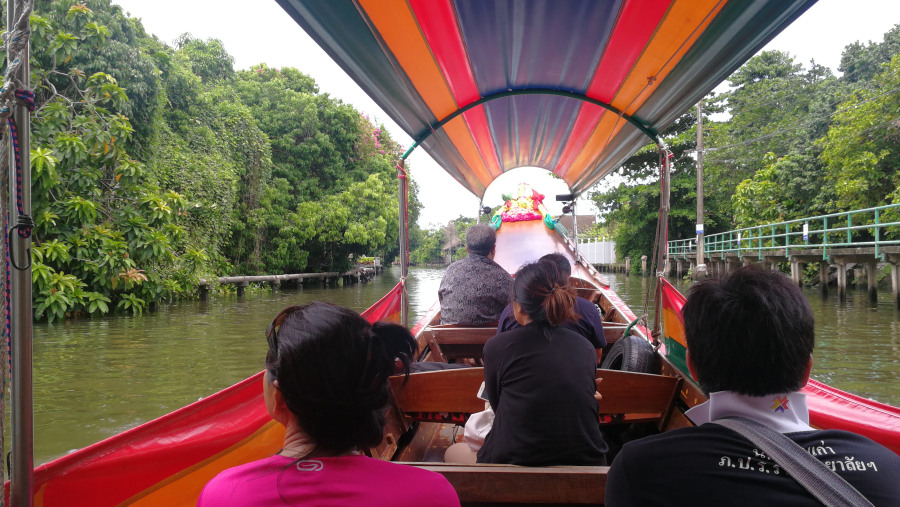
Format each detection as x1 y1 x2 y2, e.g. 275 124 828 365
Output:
199 303 460 506
606 267 900 506
477 260 608 466
438 223 513 325
497 253 606 350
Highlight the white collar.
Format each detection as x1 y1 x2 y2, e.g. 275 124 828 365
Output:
686 391 813 433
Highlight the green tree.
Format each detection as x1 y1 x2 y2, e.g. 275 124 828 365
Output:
703 51 838 222
839 23 900 84
819 53 900 210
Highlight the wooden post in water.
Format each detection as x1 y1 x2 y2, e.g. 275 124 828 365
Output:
818 261 829 296
836 262 848 302
641 255 647 277
624 257 631 276
889 254 900 310
790 260 803 287
866 262 878 303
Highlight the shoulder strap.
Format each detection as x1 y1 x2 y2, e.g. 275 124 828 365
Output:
714 417 873 507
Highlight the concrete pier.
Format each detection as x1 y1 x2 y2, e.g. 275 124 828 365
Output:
818 261 829 296
832 253 879 303
667 247 900 308
887 253 900 310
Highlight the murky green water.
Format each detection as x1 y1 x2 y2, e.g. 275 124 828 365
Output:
22 267 900 464
29 267 445 465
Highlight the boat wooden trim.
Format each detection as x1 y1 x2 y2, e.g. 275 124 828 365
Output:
403 463 608 505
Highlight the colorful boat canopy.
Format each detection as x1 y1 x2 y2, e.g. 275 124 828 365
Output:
276 0 817 198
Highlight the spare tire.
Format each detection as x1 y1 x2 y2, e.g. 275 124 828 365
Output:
600 335 658 373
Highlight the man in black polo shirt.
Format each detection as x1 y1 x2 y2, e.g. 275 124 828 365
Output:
605 267 900 506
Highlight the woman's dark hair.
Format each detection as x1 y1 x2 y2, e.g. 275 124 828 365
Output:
264 302 416 457
683 267 814 396
539 252 572 280
513 260 578 330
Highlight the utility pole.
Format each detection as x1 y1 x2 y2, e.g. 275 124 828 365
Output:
694 100 707 280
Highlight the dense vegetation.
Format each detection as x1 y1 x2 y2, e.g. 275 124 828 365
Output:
1 0 418 321
590 25 900 269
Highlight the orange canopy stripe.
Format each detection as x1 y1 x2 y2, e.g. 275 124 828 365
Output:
358 0 494 188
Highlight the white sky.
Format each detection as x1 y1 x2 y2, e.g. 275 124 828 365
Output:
111 0 900 228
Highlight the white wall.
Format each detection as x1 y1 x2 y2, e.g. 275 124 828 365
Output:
576 240 616 264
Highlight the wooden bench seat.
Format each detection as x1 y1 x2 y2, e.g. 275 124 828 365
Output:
389 367 682 429
599 322 628 344
405 463 608 505
420 318 626 364
420 325 498 362
390 367 486 414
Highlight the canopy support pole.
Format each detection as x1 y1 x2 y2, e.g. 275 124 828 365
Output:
648 144 672 349
6 0 35 504
397 160 409 328
571 200 578 257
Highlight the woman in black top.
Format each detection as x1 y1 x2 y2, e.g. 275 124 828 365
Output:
477 260 608 466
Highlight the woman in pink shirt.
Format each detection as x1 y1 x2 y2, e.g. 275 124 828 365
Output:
199 303 460 506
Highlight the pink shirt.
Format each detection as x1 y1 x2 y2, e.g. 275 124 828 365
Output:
198 454 460 506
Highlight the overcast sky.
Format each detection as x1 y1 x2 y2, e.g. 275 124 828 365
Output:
112 1 900 227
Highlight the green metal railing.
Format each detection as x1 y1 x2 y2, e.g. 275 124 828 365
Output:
668 203 900 261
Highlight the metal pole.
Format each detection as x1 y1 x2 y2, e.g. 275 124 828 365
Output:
9 0 35 503
397 161 409 328
476 199 482 224
571 201 578 257
694 101 707 280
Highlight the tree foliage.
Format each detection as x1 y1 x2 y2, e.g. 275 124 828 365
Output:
820 53 900 210
1 0 419 321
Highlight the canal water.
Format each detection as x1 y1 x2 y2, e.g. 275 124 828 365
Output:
24 267 900 464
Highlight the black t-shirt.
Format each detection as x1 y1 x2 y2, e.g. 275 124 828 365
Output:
606 424 900 506
477 324 608 466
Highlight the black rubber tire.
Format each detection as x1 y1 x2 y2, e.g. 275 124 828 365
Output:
600 335 657 373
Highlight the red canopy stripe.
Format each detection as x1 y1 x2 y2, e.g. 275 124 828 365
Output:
408 0 503 178
565 0 725 183
588 0 673 104
555 0 670 178
409 0 477 105
463 108 503 179
553 105 607 178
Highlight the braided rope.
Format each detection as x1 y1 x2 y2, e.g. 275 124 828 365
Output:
7 91 35 240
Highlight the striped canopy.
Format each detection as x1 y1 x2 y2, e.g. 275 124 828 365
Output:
276 0 816 198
